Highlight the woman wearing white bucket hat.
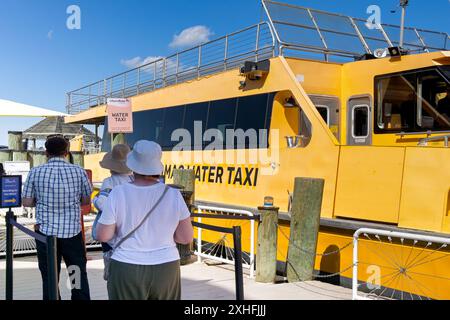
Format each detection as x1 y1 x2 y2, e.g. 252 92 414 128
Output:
96 140 193 300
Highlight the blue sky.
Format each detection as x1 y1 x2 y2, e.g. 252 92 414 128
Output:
0 0 449 145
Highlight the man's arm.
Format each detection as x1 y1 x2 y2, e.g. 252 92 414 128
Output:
80 170 93 206
22 198 36 208
81 195 91 206
22 169 36 208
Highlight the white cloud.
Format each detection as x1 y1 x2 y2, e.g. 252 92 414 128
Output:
47 30 54 40
120 56 180 74
169 25 213 49
120 56 164 69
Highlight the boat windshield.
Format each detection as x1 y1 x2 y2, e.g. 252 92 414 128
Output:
375 66 450 134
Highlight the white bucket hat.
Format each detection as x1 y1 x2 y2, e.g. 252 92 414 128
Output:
126 140 164 176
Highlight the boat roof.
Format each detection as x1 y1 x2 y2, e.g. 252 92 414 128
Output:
263 0 449 60
66 0 449 115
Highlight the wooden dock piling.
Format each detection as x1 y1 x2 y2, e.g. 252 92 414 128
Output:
8 131 23 151
256 206 279 283
12 151 28 162
287 177 324 282
112 133 126 148
29 151 47 168
173 169 196 265
173 168 196 204
71 152 85 168
0 150 11 164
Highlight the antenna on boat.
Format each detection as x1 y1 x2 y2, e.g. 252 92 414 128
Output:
399 0 409 48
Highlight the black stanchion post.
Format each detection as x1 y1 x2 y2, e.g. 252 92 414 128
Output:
5 209 15 301
46 236 59 300
232 226 244 301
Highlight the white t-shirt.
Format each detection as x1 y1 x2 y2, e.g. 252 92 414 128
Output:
98 183 191 265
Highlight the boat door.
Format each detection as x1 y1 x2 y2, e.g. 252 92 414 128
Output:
347 96 372 145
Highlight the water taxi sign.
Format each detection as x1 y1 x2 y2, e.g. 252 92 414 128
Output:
107 98 133 133
0 176 22 209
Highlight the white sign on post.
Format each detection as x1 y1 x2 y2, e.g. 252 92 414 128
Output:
107 98 133 133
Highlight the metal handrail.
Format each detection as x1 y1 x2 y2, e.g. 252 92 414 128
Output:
66 22 275 114
418 134 450 147
191 221 244 300
5 211 59 300
194 205 256 279
352 228 450 300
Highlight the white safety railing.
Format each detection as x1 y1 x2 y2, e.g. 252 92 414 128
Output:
353 228 450 300
194 205 256 278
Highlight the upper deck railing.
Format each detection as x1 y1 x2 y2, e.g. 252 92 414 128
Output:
262 0 449 60
66 0 449 115
66 22 275 114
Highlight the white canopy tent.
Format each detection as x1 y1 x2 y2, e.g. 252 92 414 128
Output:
0 99 68 117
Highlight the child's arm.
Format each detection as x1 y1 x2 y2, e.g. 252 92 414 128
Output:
93 188 112 213
93 179 113 213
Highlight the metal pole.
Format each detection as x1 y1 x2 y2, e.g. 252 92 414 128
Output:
198 45 202 78
399 0 409 48
163 59 167 87
46 236 59 300
137 67 141 95
255 23 261 62
224 36 229 71
233 226 244 301
103 79 107 104
5 209 14 301
176 54 179 84
122 73 126 98
88 85 91 108
352 234 359 300
153 62 157 90
197 209 202 264
249 218 255 279
400 7 406 48
66 93 71 114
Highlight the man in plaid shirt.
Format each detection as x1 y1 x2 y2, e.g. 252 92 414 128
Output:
23 136 92 300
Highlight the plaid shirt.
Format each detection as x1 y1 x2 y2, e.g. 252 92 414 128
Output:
22 157 93 238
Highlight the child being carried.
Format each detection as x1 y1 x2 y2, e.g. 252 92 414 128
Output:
92 144 133 253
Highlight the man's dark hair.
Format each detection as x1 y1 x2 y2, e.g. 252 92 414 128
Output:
0 163 5 176
45 136 69 157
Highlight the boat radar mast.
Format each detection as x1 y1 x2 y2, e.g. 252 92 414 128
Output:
399 0 409 48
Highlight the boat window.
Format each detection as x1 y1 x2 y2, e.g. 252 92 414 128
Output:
375 68 450 133
207 98 237 139
235 94 270 148
309 95 340 141
101 94 275 152
160 106 185 149
183 102 209 149
299 110 312 147
316 105 330 125
236 95 269 131
353 105 369 138
129 108 165 147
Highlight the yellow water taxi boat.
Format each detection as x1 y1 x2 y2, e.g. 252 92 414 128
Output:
66 0 450 300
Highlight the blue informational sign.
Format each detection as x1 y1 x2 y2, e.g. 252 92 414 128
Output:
0 176 22 209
